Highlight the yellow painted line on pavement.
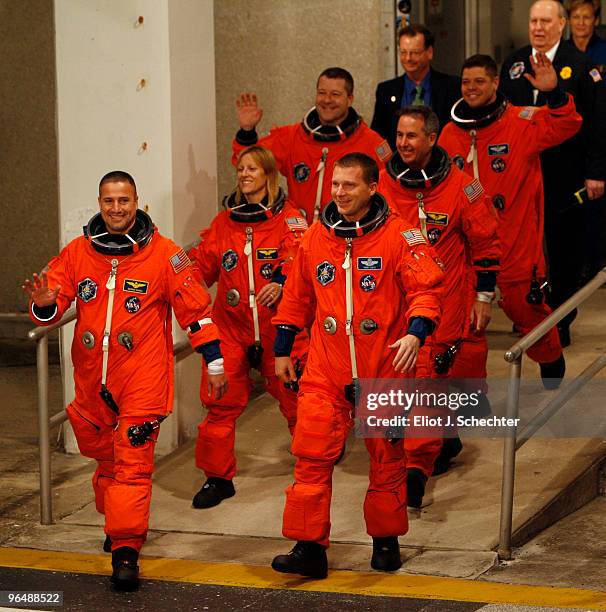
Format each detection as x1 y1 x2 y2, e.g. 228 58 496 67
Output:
1 547 605 610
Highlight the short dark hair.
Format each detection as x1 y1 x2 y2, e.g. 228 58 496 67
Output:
317 67 354 95
565 0 600 19
397 106 440 136
99 170 137 195
398 24 435 49
334 153 379 184
461 54 498 78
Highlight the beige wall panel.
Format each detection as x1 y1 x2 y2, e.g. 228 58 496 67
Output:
0 0 59 326
214 0 383 202
169 0 218 248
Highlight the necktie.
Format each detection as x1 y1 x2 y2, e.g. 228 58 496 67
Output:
412 85 424 106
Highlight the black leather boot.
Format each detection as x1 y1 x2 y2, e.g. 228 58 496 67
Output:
540 354 566 390
271 541 328 579
111 546 139 591
103 534 112 553
406 468 428 508
192 477 235 509
371 536 402 571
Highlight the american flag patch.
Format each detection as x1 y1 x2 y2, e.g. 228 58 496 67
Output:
590 68 602 82
401 228 426 247
375 139 392 162
170 248 191 274
518 107 536 120
463 179 484 203
286 216 308 230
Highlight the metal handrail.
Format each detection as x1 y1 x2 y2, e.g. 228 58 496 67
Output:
0 312 32 321
498 268 606 559
28 311 196 525
28 308 77 339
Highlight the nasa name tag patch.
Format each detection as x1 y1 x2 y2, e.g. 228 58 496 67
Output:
260 263 274 279
360 274 376 292
357 256 382 271
316 260 336 286
123 279 149 294
428 227 442 244
256 248 278 260
77 278 98 303
491 157 506 173
124 296 141 313
488 143 509 156
425 211 449 226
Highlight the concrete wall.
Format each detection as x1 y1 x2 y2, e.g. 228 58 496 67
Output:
214 0 384 203
0 0 59 335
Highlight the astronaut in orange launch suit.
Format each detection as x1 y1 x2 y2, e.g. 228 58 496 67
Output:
189 146 309 510
233 67 391 222
23 171 227 591
269 153 444 578
379 105 500 507
440 53 580 370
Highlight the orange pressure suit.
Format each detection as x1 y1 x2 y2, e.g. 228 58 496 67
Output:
29 211 221 552
189 190 308 481
379 147 500 477
272 195 444 547
439 91 582 363
233 107 391 221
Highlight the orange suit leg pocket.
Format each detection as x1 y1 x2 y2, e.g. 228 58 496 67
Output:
291 392 348 461
66 403 114 461
283 482 332 546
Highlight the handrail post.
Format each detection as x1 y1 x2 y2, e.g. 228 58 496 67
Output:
37 335 53 525
498 355 522 560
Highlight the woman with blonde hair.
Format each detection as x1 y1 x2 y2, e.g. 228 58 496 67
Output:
189 146 308 509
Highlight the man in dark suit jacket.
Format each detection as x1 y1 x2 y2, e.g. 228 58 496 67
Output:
500 0 606 347
371 24 460 150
